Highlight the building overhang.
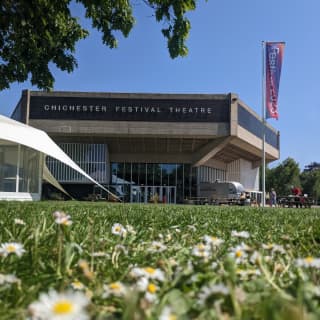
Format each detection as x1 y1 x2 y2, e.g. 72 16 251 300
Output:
12 90 280 166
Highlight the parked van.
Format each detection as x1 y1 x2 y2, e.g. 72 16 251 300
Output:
199 180 246 205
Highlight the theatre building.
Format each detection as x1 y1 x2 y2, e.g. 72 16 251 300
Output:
10 90 279 203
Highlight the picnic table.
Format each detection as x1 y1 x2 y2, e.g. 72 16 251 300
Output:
278 195 314 208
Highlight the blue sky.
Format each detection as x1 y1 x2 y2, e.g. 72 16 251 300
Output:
0 0 319 169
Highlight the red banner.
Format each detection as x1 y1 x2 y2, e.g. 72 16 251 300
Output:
265 42 285 119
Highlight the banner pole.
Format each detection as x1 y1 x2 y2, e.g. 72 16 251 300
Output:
262 41 266 207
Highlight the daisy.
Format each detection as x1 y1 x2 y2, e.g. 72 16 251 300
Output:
198 283 229 305
192 243 211 258
130 267 165 282
262 243 286 254
102 281 127 298
53 211 72 226
71 280 85 291
0 242 26 257
229 243 249 264
249 251 262 265
111 223 127 237
126 224 136 235
296 256 320 268
203 235 224 247
135 277 158 302
231 230 250 239
236 268 261 280
147 241 167 253
0 273 20 285
145 282 159 302
14 218 26 225
159 306 177 320
28 289 90 320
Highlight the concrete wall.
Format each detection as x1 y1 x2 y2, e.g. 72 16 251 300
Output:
226 159 259 190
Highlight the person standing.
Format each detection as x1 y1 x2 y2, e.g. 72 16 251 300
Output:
270 188 277 207
291 185 302 208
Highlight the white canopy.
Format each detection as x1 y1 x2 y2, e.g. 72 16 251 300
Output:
0 115 119 200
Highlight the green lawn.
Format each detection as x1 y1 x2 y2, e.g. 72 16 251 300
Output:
1 201 320 319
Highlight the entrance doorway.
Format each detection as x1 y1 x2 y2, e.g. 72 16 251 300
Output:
130 185 176 204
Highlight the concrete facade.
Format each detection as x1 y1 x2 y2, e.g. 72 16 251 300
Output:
11 90 279 202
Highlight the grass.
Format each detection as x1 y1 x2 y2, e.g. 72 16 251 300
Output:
1 201 320 319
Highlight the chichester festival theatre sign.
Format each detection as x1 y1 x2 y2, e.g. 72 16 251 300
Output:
29 96 230 123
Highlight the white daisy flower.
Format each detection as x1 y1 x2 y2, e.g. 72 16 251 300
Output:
28 289 90 320
148 241 167 253
198 283 229 305
130 267 165 282
192 243 211 258
111 223 127 237
262 243 274 250
71 280 86 291
135 277 158 302
236 268 261 280
262 243 286 254
159 306 177 320
0 273 20 285
14 218 26 225
0 242 26 257
53 211 72 226
296 256 320 268
203 235 224 247
144 282 159 302
125 224 136 235
136 276 149 291
271 244 286 255
250 251 262 265
231 230 250 238
229 243 249 264
102 281 127 298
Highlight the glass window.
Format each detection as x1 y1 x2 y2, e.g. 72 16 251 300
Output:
46 143 109 183
0 144 18 192
147 164 154 186
19 145 40 193
0 143 41 194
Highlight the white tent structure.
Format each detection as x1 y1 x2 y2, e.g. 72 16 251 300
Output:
0 115 119 201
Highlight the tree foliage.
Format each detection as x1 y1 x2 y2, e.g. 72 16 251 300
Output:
0 0 200 91
301 163 320 200
266 157 300 196
266 158 320 201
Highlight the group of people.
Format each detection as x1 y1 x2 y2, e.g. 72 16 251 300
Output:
268 185 304 207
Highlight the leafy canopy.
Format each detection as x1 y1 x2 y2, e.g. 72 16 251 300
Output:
0 0 200 91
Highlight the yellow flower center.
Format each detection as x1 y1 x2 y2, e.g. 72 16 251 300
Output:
72 280 83 289
169 315 177 320
235 250 243 258
145 267 155 274
305 256 314 264
147 283 157 293
6 245 16 253
110 282 121 290
53 300 74 314
211 237 218 241
115 226 121 232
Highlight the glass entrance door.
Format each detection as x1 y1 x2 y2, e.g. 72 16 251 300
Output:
130 185 176 204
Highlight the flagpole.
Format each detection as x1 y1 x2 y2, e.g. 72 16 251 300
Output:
262 41 266 207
